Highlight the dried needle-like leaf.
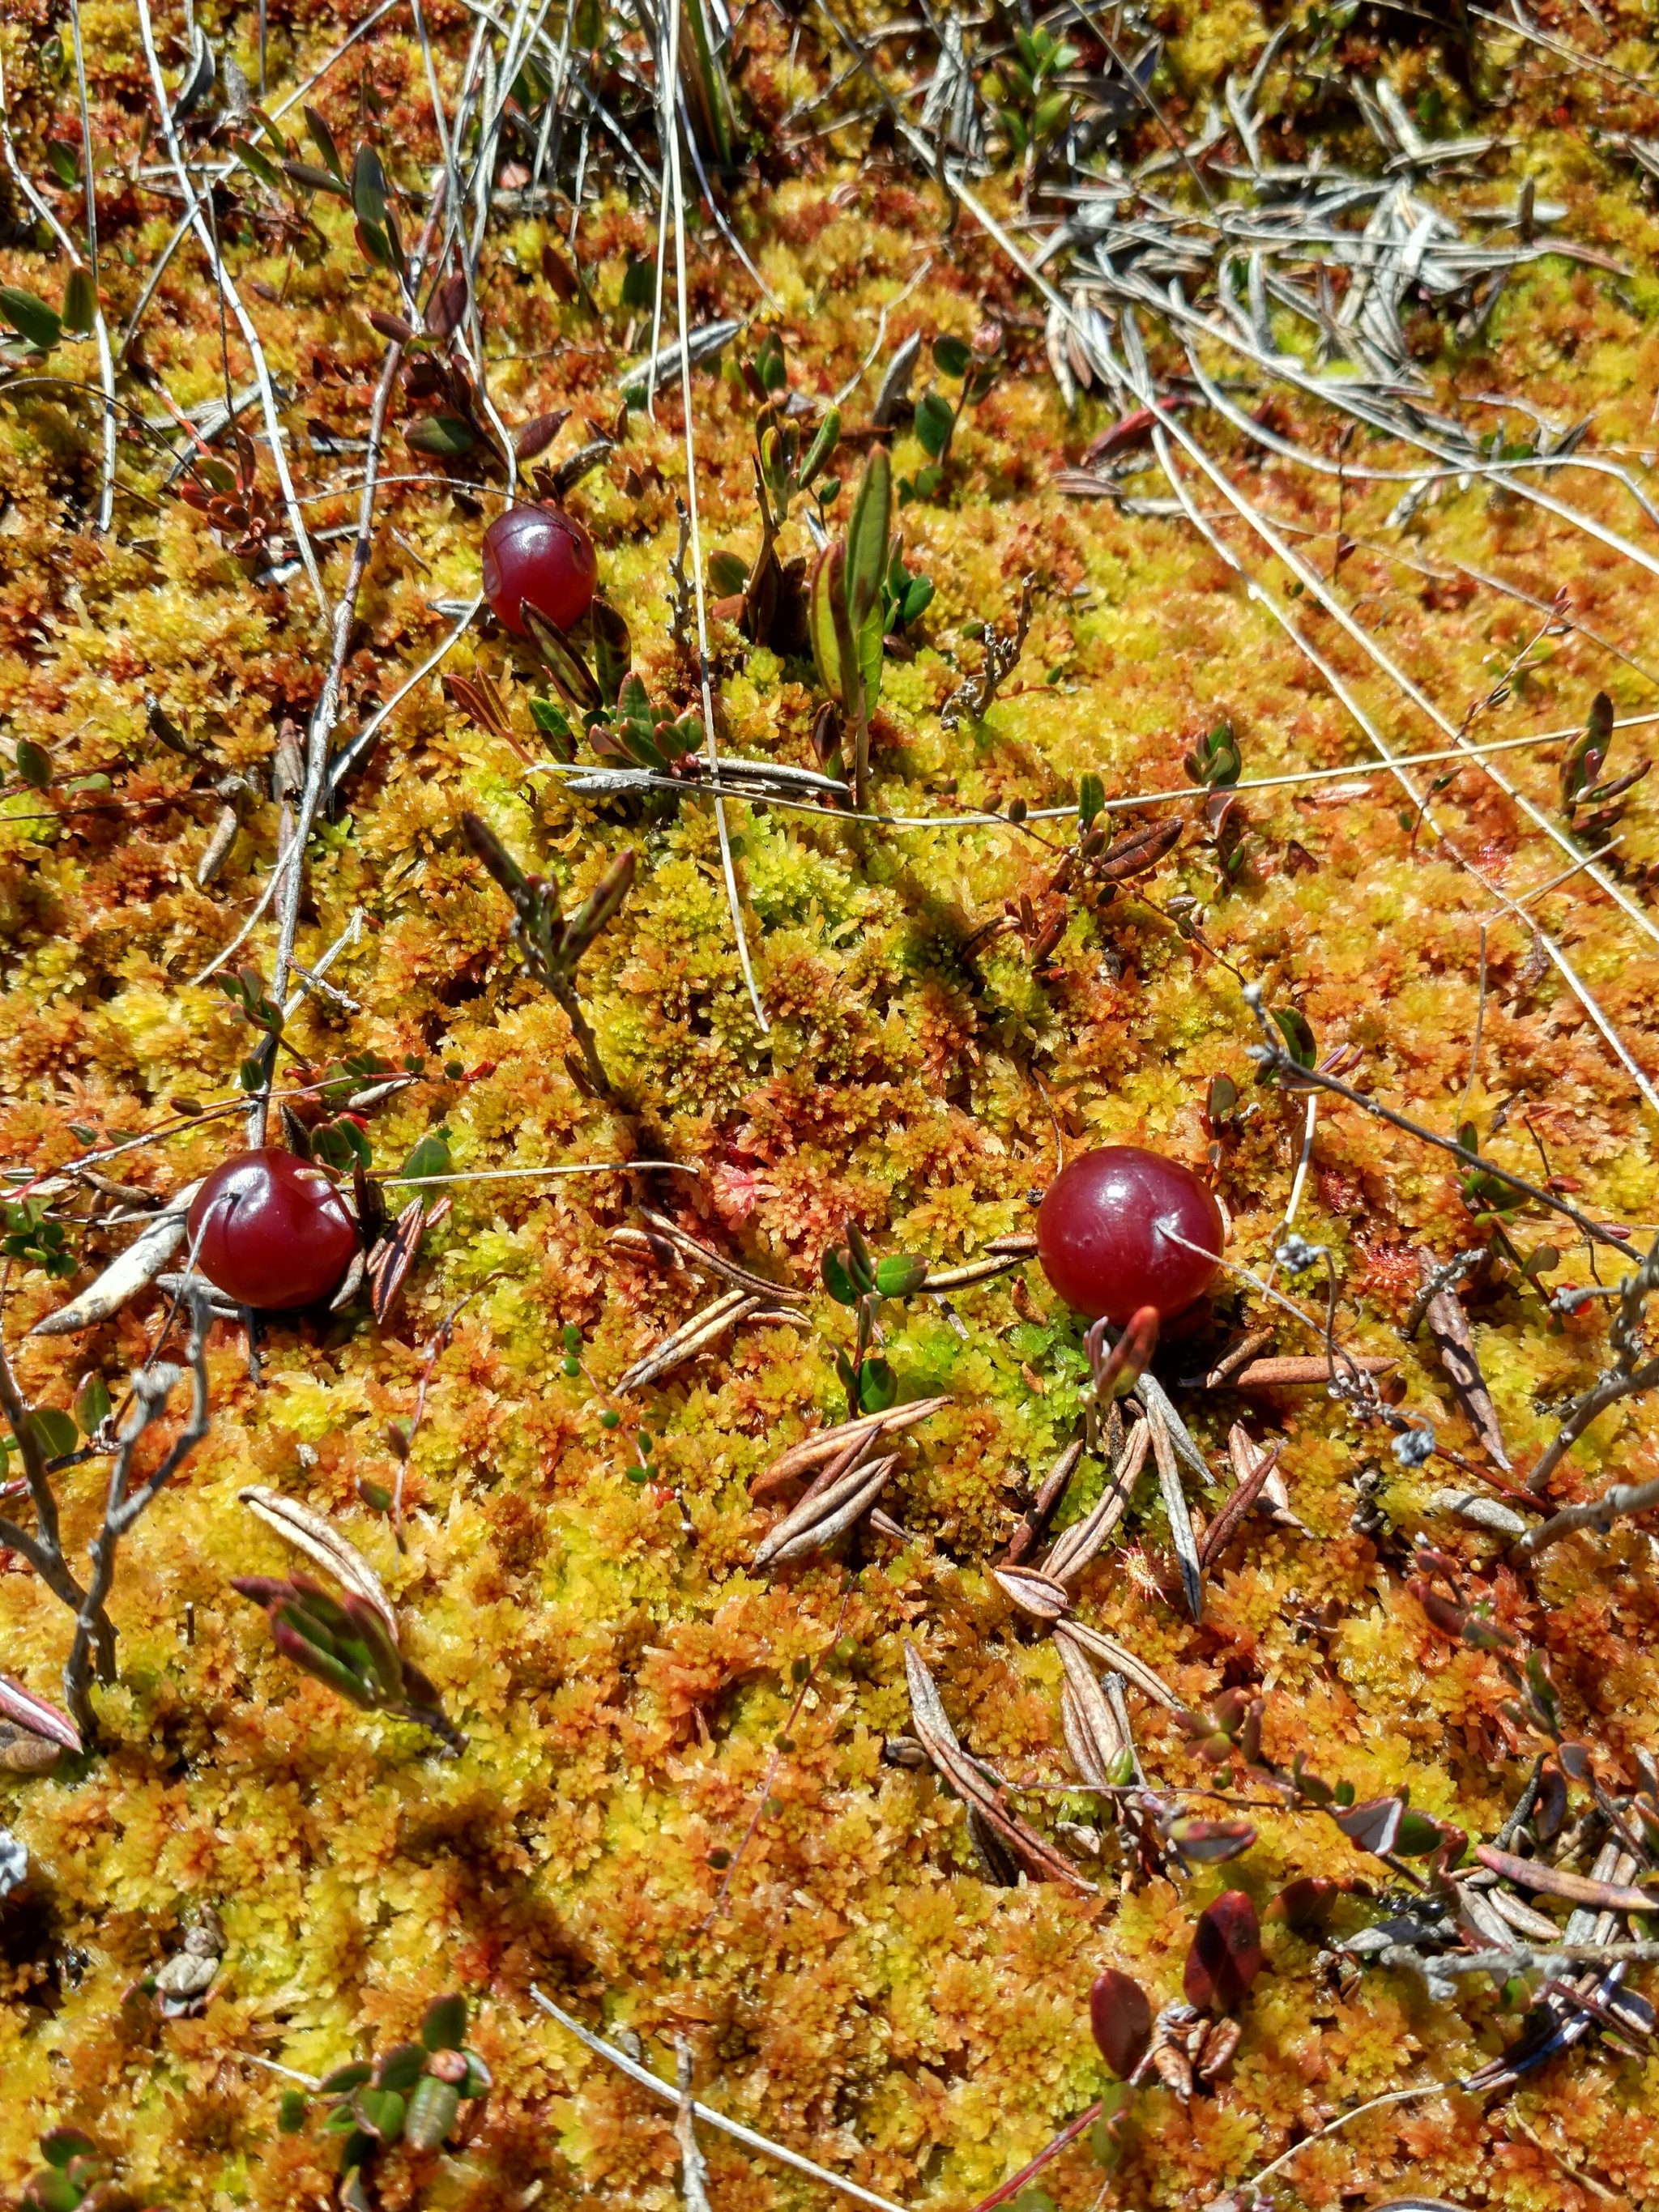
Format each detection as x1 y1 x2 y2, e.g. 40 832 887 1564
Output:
992 1566 1071 1623
1226 1422 1307 1533
238 1486 399 1643
755 1452 897 1566
1056 1634 1128 1786
31 1181 203 1336
1198 1438 1285 1571
1226 1354 1397 1388
616 1290 759 1394
1474 1844 1658 1912
1422 1268 1512 1468
1046 1421 1151 1583
638 1209 811 1305
1054 1618 1180 1711
1149 1396 1205 1622
752 1396 950 1499
902 1643 1095 1893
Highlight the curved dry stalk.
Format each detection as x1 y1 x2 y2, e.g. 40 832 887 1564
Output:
134 0 326 612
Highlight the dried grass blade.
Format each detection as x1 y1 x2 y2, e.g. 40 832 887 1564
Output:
1053 1619 1180 1711
0 1674 83 1753
238 1485 398 1642
1225 1355 1397 1387
902 1643 1095 1894
1198 1439 1285 1572
752 1396 950 1498
1423 1278 1511 1469
1475 1844 1658 1913
1046 1423 1151 1583
756 1451 895 1566
616 1290 757 1394
639 1209 811 1304
1056 1638 1127 1788
31 1183 202 1336
1149 1396 1204 1622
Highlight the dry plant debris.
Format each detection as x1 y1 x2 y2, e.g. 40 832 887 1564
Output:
6 0 1659 2206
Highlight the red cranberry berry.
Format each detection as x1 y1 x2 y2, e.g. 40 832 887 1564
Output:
480 503 597 637
1036 1145 1223 1326
186 1149 358 1311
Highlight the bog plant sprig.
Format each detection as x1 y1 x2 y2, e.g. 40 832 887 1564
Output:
278 1991 491 2209
809 447 892 809
900 329 1004 505
518 594 704 778
460 814 633 1101
821 1217 930 1417
231 1572 467 1754
710 331 841 650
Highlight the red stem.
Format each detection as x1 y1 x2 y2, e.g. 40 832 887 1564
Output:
965 2100 1104 2212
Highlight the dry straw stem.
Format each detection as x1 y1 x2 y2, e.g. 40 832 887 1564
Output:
530 1989 910 2212
1509 1473 1659 1564
751 1396 950 1499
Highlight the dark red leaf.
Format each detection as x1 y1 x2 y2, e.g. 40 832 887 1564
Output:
1089 1967 1151 2078
1183 1890 1262 2014
540 243 579 302
1269 1876 1335 1932
513 408 569 461
426 272 468 339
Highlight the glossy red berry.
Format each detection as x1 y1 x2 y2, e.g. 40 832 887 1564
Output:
480 503 597 636
1036 1145 1222 1325
186 1149 358 1311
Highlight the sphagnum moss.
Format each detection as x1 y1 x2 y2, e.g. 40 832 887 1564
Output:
3 0 1659 2206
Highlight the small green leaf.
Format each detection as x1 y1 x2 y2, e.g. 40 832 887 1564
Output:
305 105 346 181
519 607 603 715
821 1248 859 1306
39 2131 96 2172
400 1132 450 1184
621 254 657 310
377 2042 428 2094
404 415 476 458
318 2064 375 2095
72 1375 110 1438
60 267 96 336
529 698 575 757
932 335 971 379
1394 1809 1445 1856
0 287 60 352
915 392 954 461
351 143 389 232
846 448 893 629
1077 771 1104 829
708 549 748 597
404 2073 462 2152
799 407 841 490
278 2090 309 2133
420 1993 468 2051
235 136 283 190
24 1409 79 1460
900 576 934 624
15 739 52 789
873 1254 928 1298
590 597 632 705
1272 1007 1316 1068
858 1357 898 1413
45 139 80 186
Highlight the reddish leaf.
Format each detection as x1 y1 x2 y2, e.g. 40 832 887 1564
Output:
514 409 569 461
1089 1967 1151 2078
1171 1816 1257 1865
426 272 469 339
540 242 580 302
1269 1876 1335 1932
1183 1890 1262 2014
1333 1794 1403 1857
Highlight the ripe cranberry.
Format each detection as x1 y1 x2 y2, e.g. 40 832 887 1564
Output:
1037 1145 1222 1325
480 503 597 636
186 1149 358 1311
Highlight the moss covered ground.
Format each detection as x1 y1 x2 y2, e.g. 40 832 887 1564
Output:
4 0 1659 2205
